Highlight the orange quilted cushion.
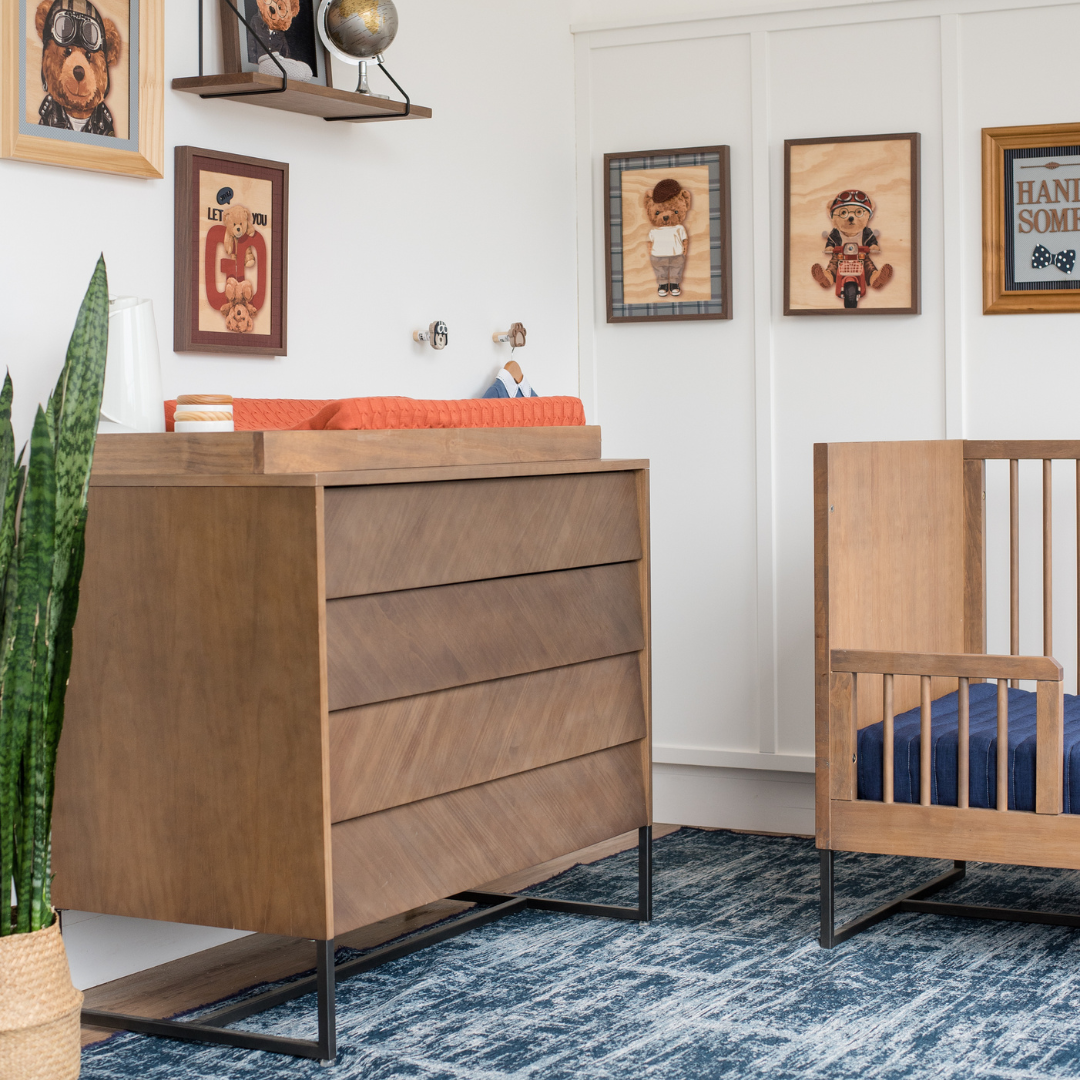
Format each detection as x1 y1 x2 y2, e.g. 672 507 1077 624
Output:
165 399 334 431
165 396 585 432
292 396 586 431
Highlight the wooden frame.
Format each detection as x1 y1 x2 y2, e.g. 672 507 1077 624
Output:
174 145 288 355
219 0 332 88
815 439 1080 873
982 123 1080 314
1 0 162 176
603 145 731 323
784 133 920 316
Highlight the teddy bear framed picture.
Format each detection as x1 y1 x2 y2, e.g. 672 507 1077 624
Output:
0 0 164 177
604 145 732 323
174 146 289 355
784 133 921 316
219 0 330 85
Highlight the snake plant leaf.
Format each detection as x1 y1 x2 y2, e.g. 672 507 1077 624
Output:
12 406 56 932
0 256 108 934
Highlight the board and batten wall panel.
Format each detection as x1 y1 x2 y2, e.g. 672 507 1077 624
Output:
576 0 1080 830
768 16 946 761
585 33 759 761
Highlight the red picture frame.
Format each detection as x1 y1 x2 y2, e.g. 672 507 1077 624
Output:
174 145 288 354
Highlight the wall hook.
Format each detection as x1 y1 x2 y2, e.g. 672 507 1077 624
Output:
492 322 526 348
413 320 448 349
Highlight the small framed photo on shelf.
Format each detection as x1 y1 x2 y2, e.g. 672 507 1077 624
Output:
174 146 288 356
219 0 330 86
1 0 163 177
983 122 1080 314
603 145 731 323
784 132 920 316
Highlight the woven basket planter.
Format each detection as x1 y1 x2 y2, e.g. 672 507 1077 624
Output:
0 916 83 1080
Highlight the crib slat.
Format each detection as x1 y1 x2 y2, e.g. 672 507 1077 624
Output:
1044 459 1053 657
1036 678 1064 815
958 677 969 809
920 675 931 807
997 679 1008 812
1011 459 1019 688
829 671 856 801
883 674 894 805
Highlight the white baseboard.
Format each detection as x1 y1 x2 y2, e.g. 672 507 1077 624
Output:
653 762 815 835
653 745 815 772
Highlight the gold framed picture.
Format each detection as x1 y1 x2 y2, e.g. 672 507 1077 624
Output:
1 0 163 177
784 133 920 316
983 122 1080 314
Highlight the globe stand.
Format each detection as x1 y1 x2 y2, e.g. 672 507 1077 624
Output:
325 55 410 121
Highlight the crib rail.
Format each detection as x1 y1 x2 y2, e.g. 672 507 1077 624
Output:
829 649 1064 816
964 442 1080 692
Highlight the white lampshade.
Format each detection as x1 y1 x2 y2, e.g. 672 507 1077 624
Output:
99 296 165 433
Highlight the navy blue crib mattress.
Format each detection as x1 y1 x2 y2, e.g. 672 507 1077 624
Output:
857 683 1080 811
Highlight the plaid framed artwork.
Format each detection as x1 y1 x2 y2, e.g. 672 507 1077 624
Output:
604 145 731 323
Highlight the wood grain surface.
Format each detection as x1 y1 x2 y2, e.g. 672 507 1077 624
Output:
964 458 986 656
90 458 649 489
171 74 432 122
1036 678 1065 815
328 653 646 821
260 428 601 474
824 441 966 726
331 743 649 933
325 562 645 709
830 649 1062 681
53 486 332 939
324 471 641 597
831 800 1080 869
965 440 1080 460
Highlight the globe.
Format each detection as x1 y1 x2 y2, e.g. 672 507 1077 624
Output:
317 0 398 63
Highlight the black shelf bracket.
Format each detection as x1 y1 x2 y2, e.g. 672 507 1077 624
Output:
81 825 653 1064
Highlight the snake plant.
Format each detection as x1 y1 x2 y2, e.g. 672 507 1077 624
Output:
0 257 109 934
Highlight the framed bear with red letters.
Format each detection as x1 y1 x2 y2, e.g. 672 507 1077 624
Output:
174 146 289 355
0 0 163 177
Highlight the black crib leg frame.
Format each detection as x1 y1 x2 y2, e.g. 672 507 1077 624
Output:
81 825 653 1061
819 849 967 948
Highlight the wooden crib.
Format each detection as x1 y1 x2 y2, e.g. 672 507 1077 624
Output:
815 439 1080 946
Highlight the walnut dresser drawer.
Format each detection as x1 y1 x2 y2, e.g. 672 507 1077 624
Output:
322 471 642 597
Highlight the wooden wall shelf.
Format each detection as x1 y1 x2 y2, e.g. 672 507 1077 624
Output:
172 73 432 123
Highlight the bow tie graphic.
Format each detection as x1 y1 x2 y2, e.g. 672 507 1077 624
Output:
1032 244 1076 274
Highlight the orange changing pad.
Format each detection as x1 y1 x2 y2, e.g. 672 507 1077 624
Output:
164 396 585 432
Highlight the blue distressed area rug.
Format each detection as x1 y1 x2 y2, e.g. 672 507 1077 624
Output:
81 829 1080 1078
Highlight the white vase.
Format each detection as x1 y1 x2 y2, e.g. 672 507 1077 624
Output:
100 296 165 434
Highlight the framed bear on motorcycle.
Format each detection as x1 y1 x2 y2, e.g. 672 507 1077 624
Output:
784 133 920 316
0 0 164 177
603 145 732 323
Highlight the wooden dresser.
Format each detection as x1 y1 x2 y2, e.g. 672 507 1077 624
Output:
52 426 651 942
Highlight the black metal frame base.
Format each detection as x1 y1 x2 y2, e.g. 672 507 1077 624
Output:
81 825 653 1063
820 849 1080 948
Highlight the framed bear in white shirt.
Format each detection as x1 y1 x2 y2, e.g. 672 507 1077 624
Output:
604 145 731 323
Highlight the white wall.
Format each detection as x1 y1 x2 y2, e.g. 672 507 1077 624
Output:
1 0 580 447
574 0 1080 831
2 0 580 990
